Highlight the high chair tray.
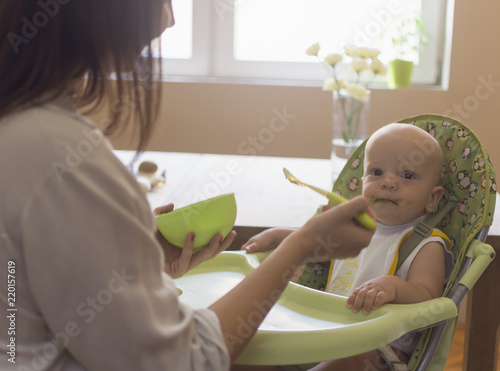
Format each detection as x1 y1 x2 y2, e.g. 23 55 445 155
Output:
174 251 458 365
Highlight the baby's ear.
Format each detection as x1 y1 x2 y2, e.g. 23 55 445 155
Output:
426 186 445 213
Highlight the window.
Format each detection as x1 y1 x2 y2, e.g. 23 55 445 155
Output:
158 0 450 86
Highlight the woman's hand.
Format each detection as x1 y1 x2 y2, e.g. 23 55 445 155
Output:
289 196 375 262
154 203 237 279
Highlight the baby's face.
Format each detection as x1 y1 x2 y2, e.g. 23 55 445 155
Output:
362 125 443 226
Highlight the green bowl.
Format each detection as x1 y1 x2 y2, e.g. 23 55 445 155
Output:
156 193 237 249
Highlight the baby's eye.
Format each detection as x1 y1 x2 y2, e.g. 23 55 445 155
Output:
371 169 383 176
402 172 415 180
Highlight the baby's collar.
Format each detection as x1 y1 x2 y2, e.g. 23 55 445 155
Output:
375 215 427 237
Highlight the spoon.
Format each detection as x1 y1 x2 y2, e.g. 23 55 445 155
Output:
283 168 376 230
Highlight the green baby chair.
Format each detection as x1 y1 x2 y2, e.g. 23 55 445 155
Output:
296 113 497 370
173 114 496 370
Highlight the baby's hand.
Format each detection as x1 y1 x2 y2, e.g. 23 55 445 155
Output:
241 229 279 253
241 228 293 253
346 276 398 314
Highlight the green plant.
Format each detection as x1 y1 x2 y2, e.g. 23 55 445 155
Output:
388 12 429 61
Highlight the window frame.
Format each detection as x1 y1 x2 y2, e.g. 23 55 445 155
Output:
159 0 210 77
161 0 451 86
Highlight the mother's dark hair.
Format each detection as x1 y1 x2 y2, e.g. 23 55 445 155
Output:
0 0 166 152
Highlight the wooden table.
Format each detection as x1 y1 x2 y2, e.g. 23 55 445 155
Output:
115 151 334 229
115 150 499 370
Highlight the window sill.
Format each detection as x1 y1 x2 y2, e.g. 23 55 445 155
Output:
159 75 447 92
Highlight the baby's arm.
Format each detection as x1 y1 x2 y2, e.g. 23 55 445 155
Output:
346 241 446 314
242 205 336 253
241 228 295 253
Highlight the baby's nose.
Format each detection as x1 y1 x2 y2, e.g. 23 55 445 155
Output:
380 175 398 190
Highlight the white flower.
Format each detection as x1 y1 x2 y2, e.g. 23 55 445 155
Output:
345 83 369 102
350 58 369 73
323 53 343 66
306 43 385 99
305 43 384 145
305 42 321 56
371 57 387 75
366 48 381 58
358 47 381 59
322 77 346 91
343 44 359 57
356 47 369 59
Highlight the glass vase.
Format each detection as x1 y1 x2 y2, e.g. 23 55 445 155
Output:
331 89 370 179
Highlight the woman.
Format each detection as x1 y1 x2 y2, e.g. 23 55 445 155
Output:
0 1 374 370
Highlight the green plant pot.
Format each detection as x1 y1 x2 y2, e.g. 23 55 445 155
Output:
387 59 414 88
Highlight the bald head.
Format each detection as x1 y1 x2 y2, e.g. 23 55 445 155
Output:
365 124 443 185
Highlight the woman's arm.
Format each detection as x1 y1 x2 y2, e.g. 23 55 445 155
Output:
209 197 374 362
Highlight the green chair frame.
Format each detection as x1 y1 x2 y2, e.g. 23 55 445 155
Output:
174 114 496 370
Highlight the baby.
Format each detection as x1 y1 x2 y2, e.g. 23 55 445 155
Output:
240 124 454 370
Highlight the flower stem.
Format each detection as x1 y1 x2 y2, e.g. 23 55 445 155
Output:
328 60 366 145
334 88 354 144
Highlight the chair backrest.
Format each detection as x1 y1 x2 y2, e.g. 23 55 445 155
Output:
332 114 496 289
297 114 496 293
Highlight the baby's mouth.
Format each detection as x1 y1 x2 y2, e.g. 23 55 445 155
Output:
374 198 398 205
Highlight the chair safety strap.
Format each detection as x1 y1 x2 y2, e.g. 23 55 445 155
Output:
388 229 451 275
395 201 457 272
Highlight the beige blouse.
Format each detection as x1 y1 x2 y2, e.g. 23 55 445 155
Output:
0 95 229 370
